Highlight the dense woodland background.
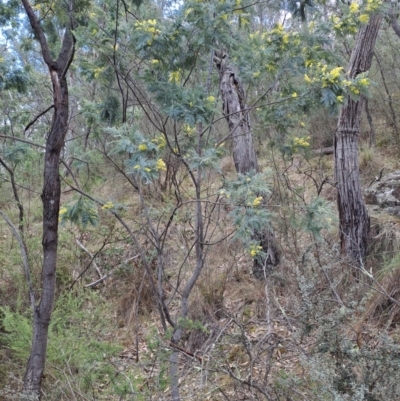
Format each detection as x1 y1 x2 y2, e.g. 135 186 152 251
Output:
1 0 400 399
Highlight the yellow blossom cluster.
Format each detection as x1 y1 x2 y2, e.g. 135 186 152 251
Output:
93 67 105 79
253 196 263 207
349 2 359 13
303 64 343 86
365 0 381 13
183 124 196 136
304 61 370 102
358 78 370 87
293 136 310 149
249 31 268 41
133 165 151 173
206 96 216 104
138 143 147 151
169 70 181 83
152 135 166 149
271 23 284 35
331 15 357 35
156 159 167 171
331 0 381 35
134 19 161 46
248 24 299 62
102 201 114 210
59 206 68 222
249 244 262 258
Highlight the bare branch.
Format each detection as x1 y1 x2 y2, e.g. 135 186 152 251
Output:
0 210 35 313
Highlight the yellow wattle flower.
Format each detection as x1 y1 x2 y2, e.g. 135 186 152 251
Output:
102 201 114 210
169 70 181 83
304 74 312 83
253 196 263 207
349 2 359 13
156 159 167 171
249 244 262 257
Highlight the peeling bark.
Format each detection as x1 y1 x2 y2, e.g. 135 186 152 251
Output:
214 50 279 279
335 15 382 264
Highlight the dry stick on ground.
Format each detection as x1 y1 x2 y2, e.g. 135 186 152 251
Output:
85 254 140 288
68 235 110 290
75 239 103 279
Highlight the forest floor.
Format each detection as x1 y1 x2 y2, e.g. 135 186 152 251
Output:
1 142 400 400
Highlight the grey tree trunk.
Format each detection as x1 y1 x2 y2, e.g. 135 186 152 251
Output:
214 50 279 278
21 0 75 398
335 15 382 264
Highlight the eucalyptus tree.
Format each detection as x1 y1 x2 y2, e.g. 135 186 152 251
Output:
335 15 382 265
326 0 383 264
17 0 76 397
214 49 280 278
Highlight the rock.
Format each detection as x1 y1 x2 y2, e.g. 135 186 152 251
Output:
365 170 400 216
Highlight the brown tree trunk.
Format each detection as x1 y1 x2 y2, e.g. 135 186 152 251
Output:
214 50 279 279
21 0 75 398
335 15 382 264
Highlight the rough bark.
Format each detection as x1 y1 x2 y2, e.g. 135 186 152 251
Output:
214 50 279 279
214 50 258 174
335 15 382 264
390 8 400 38
21 0 75 398
364 99 376 147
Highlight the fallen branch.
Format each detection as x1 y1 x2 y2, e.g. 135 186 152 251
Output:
75 238 102 278
85 254 140 288
313 146 334 156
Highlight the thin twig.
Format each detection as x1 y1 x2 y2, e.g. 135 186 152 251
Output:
0 210 35 313
24 105 54 132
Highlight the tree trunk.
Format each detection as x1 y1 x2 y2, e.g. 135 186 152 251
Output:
21 0 75 398
335 15 382 264
214 50 279 279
